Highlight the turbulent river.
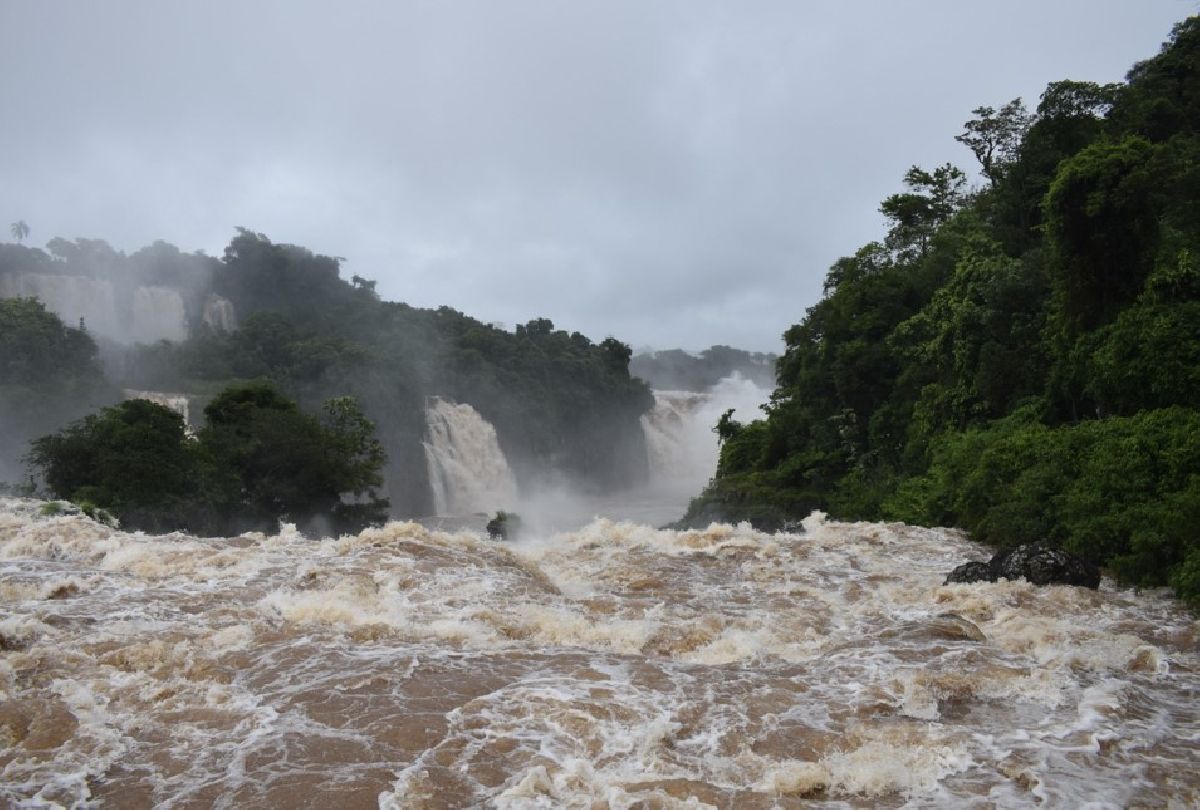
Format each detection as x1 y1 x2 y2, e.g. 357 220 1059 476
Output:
1 499 1197 808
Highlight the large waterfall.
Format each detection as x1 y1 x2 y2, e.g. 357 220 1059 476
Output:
423 397 518 516
641 373 771 498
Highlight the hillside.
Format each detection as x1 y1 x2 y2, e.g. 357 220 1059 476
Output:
682 18 1200 607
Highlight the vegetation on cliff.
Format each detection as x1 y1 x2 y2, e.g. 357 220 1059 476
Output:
685 17 1200 606
0 230 653 514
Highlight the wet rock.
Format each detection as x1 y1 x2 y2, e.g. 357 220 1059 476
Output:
944 543 1101 589
944 560 993 585
991 543 1100 588
485 510 521 541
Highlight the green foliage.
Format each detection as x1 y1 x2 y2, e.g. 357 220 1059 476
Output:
689 15 1200 608
1043 136 1161 332
0 297 100 385
0 298 117 485
29 227 655 514
27 383 389 536
28 399 200 532
880 164 967 258
955 98 1032 183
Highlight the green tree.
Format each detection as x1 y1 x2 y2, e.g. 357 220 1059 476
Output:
27 399 200 531
879 164 967 258
955 98 1031 184
9 220 29 243
199 382 388 534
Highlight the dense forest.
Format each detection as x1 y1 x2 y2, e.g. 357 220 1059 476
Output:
684 18 1200 606
0 231 653 518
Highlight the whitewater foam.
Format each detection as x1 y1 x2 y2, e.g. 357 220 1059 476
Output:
0 497 1197 807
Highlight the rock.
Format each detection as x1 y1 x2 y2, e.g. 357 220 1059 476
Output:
486 511 521 541
990 543 1101 589
944 543 1101 589
944 560 994 585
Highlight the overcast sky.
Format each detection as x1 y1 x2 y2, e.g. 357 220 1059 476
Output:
2 1 1192 352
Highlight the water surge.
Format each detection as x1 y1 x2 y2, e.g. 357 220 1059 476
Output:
1 499 1195 807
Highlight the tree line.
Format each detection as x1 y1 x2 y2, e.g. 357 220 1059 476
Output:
683 17 1200 607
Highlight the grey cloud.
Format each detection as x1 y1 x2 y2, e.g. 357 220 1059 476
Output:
1 0 1187 351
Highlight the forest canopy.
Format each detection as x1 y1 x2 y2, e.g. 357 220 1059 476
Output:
683 17 1200 607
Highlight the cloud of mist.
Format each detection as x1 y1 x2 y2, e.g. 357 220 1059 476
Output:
0 0 1187 351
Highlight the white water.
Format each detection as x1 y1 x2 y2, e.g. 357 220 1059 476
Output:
129 286 188 343
0 273 121 338
202 293 236 331
0 499 1196 807
640 372 771 502
423 398 519 516
0 274 191 343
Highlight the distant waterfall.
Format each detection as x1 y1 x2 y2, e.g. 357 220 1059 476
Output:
423 398 518 516
0 273 120 337
131 286 188 343
641 373 771 497
0 274 190 343
202 293 236 331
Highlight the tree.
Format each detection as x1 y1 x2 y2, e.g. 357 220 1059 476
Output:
28 382 389 535
0 298 101 385
955 98 1032 184
9 220 29 243
28 399 200 530
199 382 388 534
879 164 967 257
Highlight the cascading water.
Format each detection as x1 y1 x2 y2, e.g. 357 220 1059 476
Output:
0 274 191 343
1 499 1196 807
129 286 188 343
423 397 518 516
0 273 120 337
641 372 771 499
202 293 236 331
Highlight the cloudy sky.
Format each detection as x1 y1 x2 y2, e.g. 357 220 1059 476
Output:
2 1 1191 351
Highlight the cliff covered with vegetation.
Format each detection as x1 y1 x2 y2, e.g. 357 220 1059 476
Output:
0 232 653 516
684 18 1200 606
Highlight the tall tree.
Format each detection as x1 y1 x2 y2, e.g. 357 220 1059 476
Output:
9 220 29 243
955 99 1031 184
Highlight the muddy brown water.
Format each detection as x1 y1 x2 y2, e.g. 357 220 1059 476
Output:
1 498 1196 808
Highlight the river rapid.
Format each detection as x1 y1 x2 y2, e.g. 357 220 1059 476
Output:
1 498 1197 808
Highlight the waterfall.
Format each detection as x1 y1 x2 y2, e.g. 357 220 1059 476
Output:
130 286 188 343
0 273 120 337
641 373 771 497
423 398 518 516
202 293 236 331
0 274 190 343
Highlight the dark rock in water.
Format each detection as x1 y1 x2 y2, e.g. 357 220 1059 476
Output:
486 510 521 541
944 543 1101 589
944 560 994 585
991 543 1101 589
